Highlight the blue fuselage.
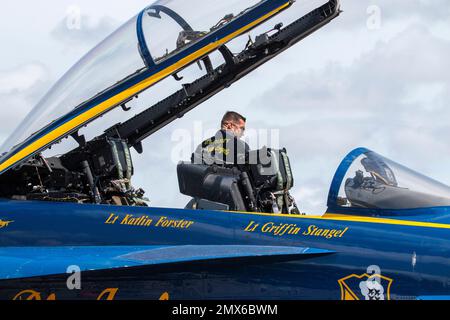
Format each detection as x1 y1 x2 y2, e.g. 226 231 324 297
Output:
0 200 449 300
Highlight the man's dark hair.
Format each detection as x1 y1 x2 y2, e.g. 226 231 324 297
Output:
221 111 246 127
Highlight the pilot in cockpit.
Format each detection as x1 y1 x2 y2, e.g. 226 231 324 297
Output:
181 111 300 214
192 111 250 167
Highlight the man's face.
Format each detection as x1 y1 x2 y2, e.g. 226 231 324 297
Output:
228 119 246 138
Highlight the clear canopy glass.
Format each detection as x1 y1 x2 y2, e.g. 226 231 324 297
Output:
142 0 261 63
0 0 264 160
0 15 144 157
330 149 450 209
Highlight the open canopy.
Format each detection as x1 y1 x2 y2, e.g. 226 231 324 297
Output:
328 148 450 212
0 0 292 175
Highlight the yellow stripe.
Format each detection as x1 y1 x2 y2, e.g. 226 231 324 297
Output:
0 2 291 174
228 210 450 230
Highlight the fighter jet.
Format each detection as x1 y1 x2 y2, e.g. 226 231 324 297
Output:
0 0 449 300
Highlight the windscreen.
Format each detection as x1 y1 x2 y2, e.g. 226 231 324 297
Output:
142 0 261 63
0 15 144 157
329 149 450 210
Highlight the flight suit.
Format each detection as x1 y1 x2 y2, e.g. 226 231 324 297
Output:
192 130 250 166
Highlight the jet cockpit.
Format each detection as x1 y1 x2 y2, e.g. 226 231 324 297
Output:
327 148 450 214
0 0 342 212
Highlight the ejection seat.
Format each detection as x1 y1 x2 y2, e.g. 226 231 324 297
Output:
177 147 300 214
177 163 247 211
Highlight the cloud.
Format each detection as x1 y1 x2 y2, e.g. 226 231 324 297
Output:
0 64 48 95
248 24 450 213
333 0 450 31
0 63 50 147
50 14 120 47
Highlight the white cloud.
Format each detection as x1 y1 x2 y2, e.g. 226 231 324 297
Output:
0 64 48 95
248 23 450 213
0 63 50 146
51 15 120 47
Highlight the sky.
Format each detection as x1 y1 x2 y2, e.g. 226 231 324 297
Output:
0 0 449 214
